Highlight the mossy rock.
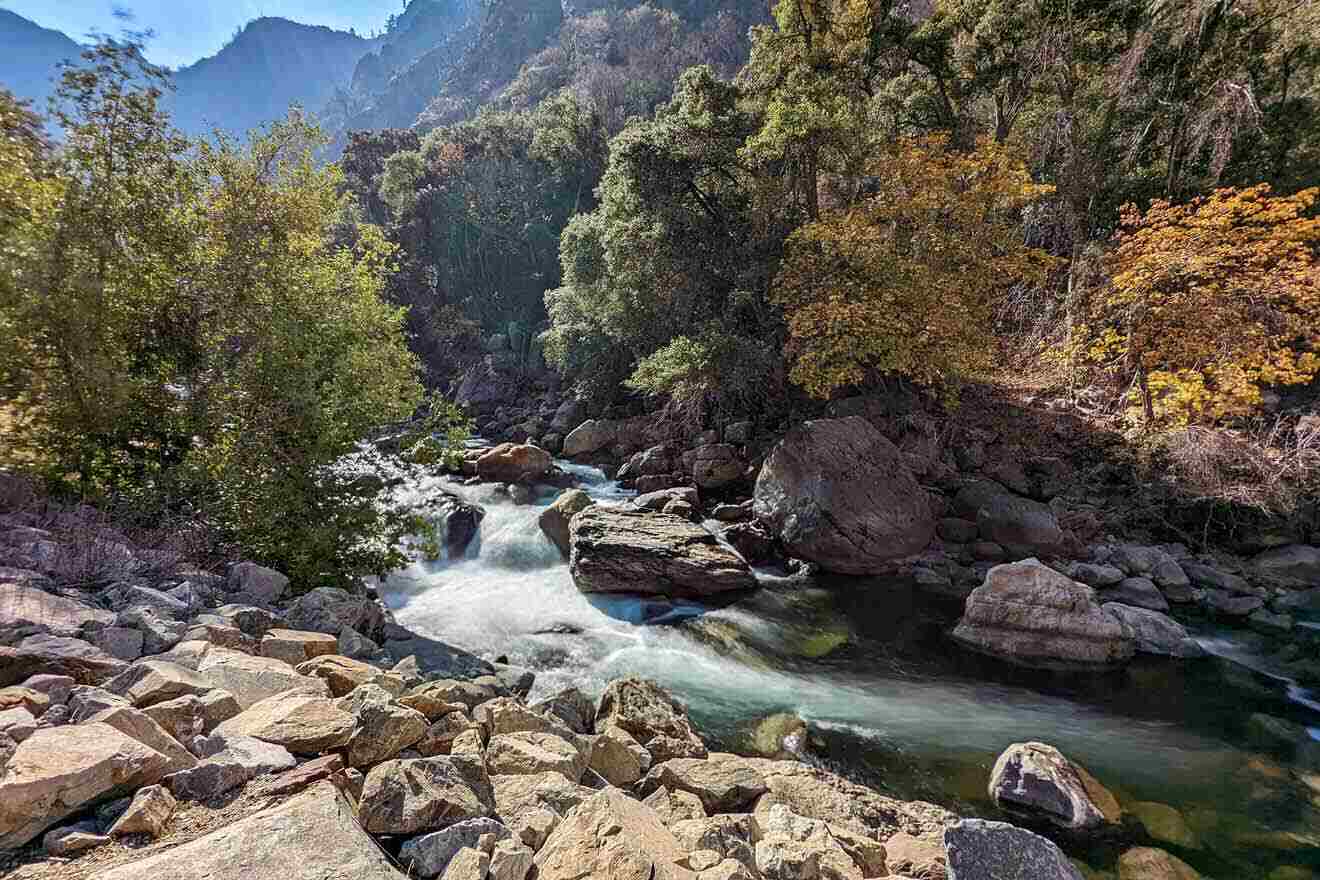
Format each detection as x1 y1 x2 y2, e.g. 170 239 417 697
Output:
793 629 849 659
1129 801 1201 850
746 712 808 759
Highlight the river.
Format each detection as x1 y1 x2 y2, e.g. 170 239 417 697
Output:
380 461 1320 879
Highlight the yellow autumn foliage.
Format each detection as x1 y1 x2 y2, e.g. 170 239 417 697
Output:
772 135 1057 397
1081 184 1320 425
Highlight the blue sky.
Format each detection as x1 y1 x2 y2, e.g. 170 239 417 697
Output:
2 1 403 69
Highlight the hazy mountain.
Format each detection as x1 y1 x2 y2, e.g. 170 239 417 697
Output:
0 9 84 108
168 17 376 137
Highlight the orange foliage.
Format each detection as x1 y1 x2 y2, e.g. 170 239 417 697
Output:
1084 185 1320 425
772 135 1056 397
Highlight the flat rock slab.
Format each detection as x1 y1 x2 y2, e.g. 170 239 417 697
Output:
0 583 115 642
0 635 126 686
215 692 356 754
0 721 171 849
196 644 328 709
96 781 405 880
569 507 756 599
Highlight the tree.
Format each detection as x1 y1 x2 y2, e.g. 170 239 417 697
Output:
1077 184 1320 425
773 135 1056 397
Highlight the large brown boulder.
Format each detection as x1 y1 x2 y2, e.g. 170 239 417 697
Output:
477 444 553 484
214 692 356 754
569 508 756 598
534 788 697 880
595 678 708 762
358 756 495 835
988 742 1120 833
96 782 405 880
952 559 1136 669
753 417 935 574
0 721 172 849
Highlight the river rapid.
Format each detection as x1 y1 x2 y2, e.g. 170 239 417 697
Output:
379 461 1320 880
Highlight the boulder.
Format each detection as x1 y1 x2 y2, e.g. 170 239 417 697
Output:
284 587 388 642
478 444 553 484
44 825 109 856
549 399 587 434
226 562 289 605
441 848 491 880
1102 604 1204 658
0 634 126 686
596 678 708 761
87 705 198 775
297 654 400 697
214 691 356 754
1127 802 1199 850
487 731 586 781
474 697 574 740
97 782 405 880
95 626 145 660
0 721 172 849
683 445 745 489
489 839 535 880
943 819 1083 880
491 771 593 846
400 817 511 878
117 606 188 654
636 487 701 511
754 417 935 574
260 629 339 666
757 803 886 879
641 754 769 814
644 787 708 826
958 484 1064 558
0 707 35 742
534 787 697 880
0 685 48 716
1100 577 1170 612
418 712 480 757
562 420 617 458
988 742 1119 832
570 508 756 599
108 784 175 837
952 560 1136 669
405 678 503 713
531 687 596 735
589 724 651 786
66 684 129 721
1182 563 1255 595
341 689 429 767
538 490 593 559
358 756 495 835
671 815 758 875
198 644 328 708
106 660 215 708
0 583 115 644
1253 545 1320 588
883 831 947 880
166 734 295 800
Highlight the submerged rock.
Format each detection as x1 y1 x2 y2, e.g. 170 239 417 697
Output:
952 559 1135 669
754 417 935 574
569 507 756 599
1116 846 1202 880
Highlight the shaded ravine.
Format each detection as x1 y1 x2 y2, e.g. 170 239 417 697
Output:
380 462 1320 879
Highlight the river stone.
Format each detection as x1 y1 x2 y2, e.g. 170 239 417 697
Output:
753 417 935 574
1068 563 1126 589
988 742 1119 832
1128 802 1200 850
0 634 127 686
0 721 172 849
597 678 708 761
400 817 512 878
641 754 770 814
44 825 109 856
569 508 756 598
535 787 697 880
0 583 116 644
489 839 535 880
296 654 400 697
944 818 1083 880
108 783 176 837
1252 545 1320 588
106 659 215 708
952 559 1136 669
487 731 587 781
538 490 593 559
562 420 617 458
403 678 500 715
531 687 596 735
214 691 356 754
683 444 744 489
98 781 405 880
1102 604 1204 658
1116 846 1202 880
197 644 328 708
87 705 198 775
1100 577 1170 612
955 481 1064 558
359 755 495 834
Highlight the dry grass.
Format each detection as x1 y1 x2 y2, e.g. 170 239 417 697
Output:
1161 414 1320 516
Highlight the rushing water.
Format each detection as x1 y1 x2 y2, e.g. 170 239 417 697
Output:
380 462 1320 879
